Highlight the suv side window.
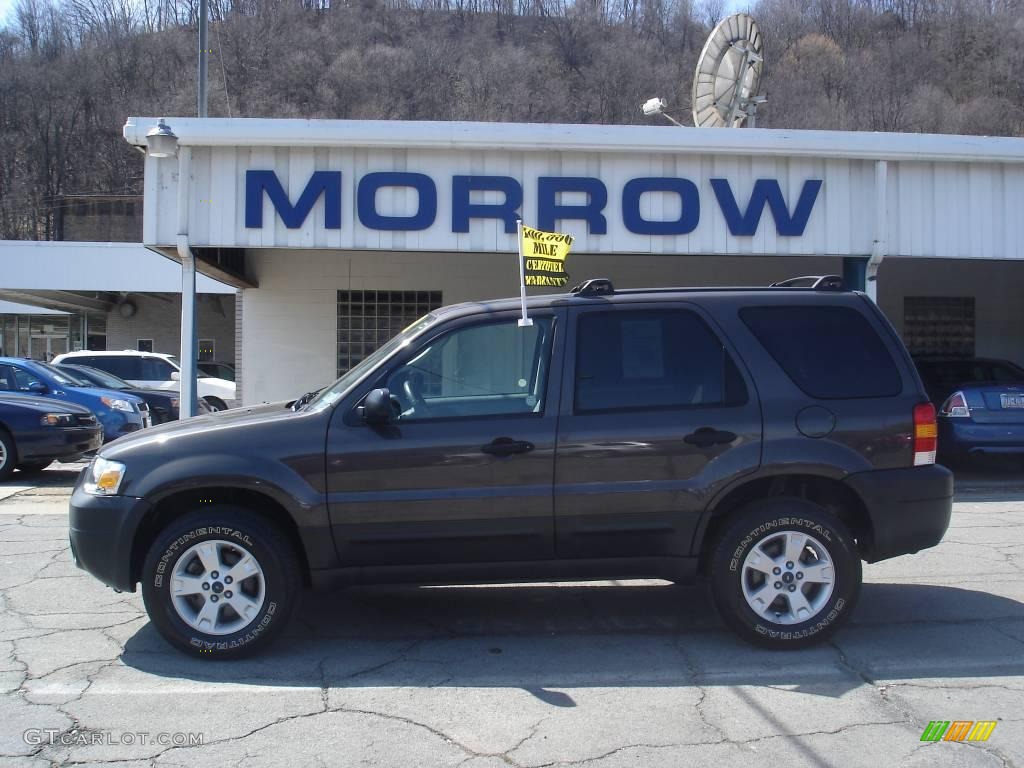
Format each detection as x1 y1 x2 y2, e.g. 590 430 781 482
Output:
741 305 902 399
385 317 554 421
574 309 747 413
140 357 175 381
88 356 140 380
0 364 14 390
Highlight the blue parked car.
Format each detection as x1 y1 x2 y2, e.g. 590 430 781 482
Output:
0 358 148 443
915 357 1024 462
0 394 103 480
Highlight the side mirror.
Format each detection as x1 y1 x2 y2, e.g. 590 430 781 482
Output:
28 381 48 394
359 388 395 424
170 371 181 381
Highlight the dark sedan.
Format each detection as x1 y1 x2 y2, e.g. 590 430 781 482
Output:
0 394 102 480
57 364 208 424
915 357 1024 462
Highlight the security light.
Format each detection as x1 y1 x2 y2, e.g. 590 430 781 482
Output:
640 98 686 128
145 119 178 158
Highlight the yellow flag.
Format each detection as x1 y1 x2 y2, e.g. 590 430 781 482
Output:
521 225 574 287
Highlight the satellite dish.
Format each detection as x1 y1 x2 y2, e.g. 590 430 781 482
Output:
692 13 765 128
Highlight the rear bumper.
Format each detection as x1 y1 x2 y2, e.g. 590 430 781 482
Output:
844 464 953 563
68 485 152 592
939 420 1024 456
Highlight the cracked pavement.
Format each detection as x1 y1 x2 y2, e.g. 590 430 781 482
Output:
0 463 1022 767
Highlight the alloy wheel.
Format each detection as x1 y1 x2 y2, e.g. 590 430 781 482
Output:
740 530 835 625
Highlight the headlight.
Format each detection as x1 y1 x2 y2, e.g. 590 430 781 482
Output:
83 457 126 496
40 413 75 426
100 396 134 412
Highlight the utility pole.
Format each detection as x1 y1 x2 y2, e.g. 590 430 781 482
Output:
198 0 209 117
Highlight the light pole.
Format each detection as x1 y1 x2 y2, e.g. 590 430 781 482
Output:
144 119 200 417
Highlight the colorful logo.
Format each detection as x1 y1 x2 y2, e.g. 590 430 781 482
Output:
921 721 997 742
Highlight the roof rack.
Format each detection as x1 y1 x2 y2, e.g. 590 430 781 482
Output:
570 278 615 296
769 275 845 290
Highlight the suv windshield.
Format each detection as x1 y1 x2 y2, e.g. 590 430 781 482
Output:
305 314 437 412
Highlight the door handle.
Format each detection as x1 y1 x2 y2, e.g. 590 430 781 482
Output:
683 427 737 448
481 437 535 456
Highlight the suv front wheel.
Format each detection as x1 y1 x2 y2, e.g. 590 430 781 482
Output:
709 498 861 649
141 507 301 659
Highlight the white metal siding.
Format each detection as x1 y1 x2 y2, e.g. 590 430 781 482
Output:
145 144 1024 261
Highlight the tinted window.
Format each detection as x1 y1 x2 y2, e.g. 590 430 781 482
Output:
386 317 554 421
0 365 14 391
140 357 175 381
575 310 746 413
64 365 130 390
35 362 88 386
990 362 1024 382
11 366 43 391
87 356 142 380
741 306 902 399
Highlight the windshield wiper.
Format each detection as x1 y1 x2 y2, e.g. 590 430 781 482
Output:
291 388 322 411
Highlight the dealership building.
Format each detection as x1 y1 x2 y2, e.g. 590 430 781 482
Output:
122 117 1024 406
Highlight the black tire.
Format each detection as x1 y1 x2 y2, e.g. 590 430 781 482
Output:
708 497 861 649
203 397 227 412
141 507 301 659
0 428 16 482
17 459 53 475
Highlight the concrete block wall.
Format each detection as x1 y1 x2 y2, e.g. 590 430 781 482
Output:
878 257 1024 364
105 293 236 362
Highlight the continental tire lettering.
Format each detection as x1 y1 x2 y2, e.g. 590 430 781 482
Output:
753 598 847 639
729 517 836 573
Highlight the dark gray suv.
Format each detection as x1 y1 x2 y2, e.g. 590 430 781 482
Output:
69 279 953 658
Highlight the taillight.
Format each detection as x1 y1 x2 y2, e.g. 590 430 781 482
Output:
913 402 937 466
939 391 970 418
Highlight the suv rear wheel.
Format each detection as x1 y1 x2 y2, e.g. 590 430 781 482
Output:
709 498 861 649
141 507 301 659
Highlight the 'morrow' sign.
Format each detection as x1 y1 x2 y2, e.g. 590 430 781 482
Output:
244 171 822 237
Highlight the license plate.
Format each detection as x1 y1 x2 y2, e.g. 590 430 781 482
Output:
1000 394 1024 409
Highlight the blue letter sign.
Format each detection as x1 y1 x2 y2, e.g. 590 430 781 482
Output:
711 179 822 237
537 177 608 234
622 178 701 236
451 176 523 234
245 170 342 229
357 172 437 231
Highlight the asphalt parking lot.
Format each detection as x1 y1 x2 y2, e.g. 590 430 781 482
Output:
1 462 1022 768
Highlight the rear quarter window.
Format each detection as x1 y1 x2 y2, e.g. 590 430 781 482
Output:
740 305 902 399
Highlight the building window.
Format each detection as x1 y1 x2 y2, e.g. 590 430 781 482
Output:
138 339 154 353
903 297 975 357
198 338 215 362
337 290 442 375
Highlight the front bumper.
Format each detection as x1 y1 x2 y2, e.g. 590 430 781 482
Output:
97 411 145 444
69 484 152 592
19 426 102 462
844 464 954 563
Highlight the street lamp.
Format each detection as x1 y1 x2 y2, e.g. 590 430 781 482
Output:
640 98 686 128
145 119 179 158
142 117 198 417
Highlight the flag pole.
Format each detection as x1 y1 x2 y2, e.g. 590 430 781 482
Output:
516 219 533 327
